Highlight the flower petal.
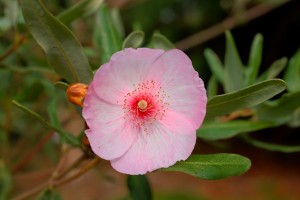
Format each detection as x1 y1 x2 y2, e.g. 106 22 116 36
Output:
147 49 207 129
110 110 196 174
83 84 137 160
90 48 165 104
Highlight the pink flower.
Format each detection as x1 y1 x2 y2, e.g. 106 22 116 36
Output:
82 48 207 175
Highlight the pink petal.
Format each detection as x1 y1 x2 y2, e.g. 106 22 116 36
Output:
90 48 165 104
110 110 196 175
83 84 137 160
147 49 207 129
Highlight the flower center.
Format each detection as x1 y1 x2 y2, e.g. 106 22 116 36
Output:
137 99 148 112
121 80 169 130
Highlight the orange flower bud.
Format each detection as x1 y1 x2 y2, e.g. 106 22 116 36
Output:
66 83 88 107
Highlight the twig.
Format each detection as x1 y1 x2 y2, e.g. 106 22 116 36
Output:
12 181 49 200
53 154 85 181
55 157 101 186
0 35 27 62
175 0 291 50
12 157 101 200
12 131 54 173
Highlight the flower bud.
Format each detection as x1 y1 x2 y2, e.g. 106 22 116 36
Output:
66 83 88 106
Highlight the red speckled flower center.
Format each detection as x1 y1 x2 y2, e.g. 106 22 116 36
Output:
122 80 169 128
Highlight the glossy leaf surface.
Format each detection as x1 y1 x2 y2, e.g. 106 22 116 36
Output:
162 154 251 180
21 0 93 84
206 79 286 118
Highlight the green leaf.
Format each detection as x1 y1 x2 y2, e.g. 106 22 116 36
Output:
37 188 62 200
161 154 251 180
257 57 287 81
289 108 300 127
204 49 225 84
242 134 300 153
12 100 80 147
122 31 145 49
21 0 93 84
58 0 103 25
207 75 218 99
93 4 122 63
197 120 275 140
151 32 175 50
257 91 300 125
47 96 60 127
54 81 69 91
206 79 286 118
244 33 263 86
2 0 19 29
284 49 300 92
110 8 125 38
127 175 152 200
0 160 12 200
224 31 245 92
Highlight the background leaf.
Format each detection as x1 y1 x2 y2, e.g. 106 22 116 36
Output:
257 57 287 81
224 31 245 92
244 33 263 86
58 0 104 25
161 154 251 180
122 31 145 49
257 91 300 125
12 100 80 147
37 188 62 200
284 49 300 92
93 4 122 64
150 32 175 50
127 175 152 200
207 75 218 99
204 49 225 84
0 160 12 200
21 0 93 84
206 79 286 118
242 134 300 153
197 120 275 140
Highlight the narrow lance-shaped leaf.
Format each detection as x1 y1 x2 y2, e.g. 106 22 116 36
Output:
244 33 263 86
127 175 152 200
283 49 300 92
3 0 19 29
150 32 175 50
54 81 70 91
122 31 145 49
21 0 93 84
0 160 12 200
58 0 104 25
257 57 287 82
93 4 122 63
204 49 225 84
197 120 275 140
242 134 300 153
207 75 218 99
206 79 286 118
110 8 125 38
224 31 245 92
12 100 81 147
257 91 300 125
161 154 251 180
37 188 62 200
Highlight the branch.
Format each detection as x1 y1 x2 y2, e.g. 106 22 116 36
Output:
175 0 291 50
